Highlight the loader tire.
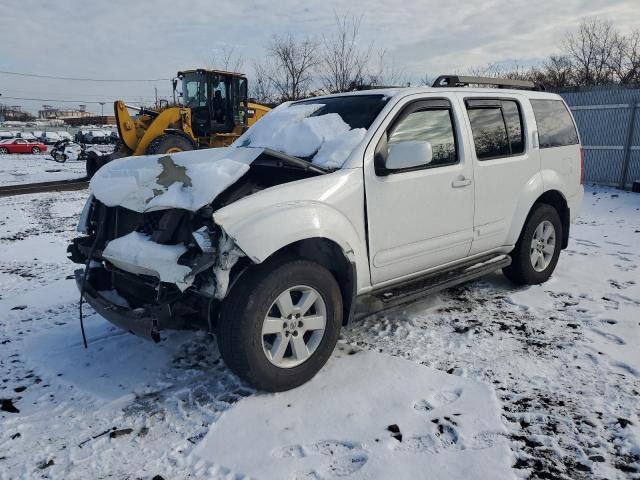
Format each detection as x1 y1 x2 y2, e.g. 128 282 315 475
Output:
145 134 194 155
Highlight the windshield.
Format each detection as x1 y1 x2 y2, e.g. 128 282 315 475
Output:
182 73 208 108
234 94 390 169
293 94 389 130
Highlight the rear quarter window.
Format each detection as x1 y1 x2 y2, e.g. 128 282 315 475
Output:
530 99 579 148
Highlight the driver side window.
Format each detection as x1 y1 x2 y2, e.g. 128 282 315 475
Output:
388 106 458 168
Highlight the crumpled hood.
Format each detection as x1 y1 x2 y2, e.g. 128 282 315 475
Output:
89 147 263 213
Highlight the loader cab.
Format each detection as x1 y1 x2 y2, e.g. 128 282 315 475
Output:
178 69 249 139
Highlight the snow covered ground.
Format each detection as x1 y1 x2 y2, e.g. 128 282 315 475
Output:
0 186 639 479
0 154 86 186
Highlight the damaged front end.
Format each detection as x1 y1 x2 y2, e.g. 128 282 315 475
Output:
69 199 245 342
69 148 325 342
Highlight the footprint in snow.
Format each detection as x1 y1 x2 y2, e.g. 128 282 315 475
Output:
413 388 463 413
590 328 626 345
272 441 368 479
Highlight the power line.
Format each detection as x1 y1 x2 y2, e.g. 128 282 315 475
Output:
0 70 172 82
0 95 152 105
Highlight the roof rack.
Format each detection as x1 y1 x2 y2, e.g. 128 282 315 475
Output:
432 75 545 91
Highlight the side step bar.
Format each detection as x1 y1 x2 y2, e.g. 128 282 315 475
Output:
356 254 511 318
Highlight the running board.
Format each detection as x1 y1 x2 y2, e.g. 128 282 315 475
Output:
360 254 511 316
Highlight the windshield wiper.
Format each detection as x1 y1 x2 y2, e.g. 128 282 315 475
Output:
260 148 329 174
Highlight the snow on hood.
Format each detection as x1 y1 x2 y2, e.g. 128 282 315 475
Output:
90 147 261 213
233 102 366 169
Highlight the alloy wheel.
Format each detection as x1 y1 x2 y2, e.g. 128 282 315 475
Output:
261 285 327 368
530 220 556 272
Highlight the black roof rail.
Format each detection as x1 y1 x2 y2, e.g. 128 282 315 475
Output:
432 75 545 91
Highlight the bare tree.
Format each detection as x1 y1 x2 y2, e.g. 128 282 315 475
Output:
210 45 244 73
564 18 619 86
418 73 434 86
368 48 408 87
250 59 277 104
264 34 319 101
610 29 640 85
536 55 575 89
320 13 372 93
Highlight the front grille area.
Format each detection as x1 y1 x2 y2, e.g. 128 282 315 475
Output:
102 206 165 241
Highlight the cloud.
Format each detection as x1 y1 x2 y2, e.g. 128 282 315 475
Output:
0 0 637 113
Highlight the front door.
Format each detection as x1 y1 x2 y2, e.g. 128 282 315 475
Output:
365 95 475 286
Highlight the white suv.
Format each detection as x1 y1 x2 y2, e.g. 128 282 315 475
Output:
70 75 583 391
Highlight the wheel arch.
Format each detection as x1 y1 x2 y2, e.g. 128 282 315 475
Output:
511 189 570 251
228 237 357 327
534 190 570 249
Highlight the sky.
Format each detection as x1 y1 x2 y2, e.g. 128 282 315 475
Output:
0 0 637 115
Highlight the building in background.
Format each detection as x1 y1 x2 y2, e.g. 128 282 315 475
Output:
38 104 92 121
0 104 35 122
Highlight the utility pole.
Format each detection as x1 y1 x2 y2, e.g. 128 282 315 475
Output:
99 102 105 120
155 87 158 109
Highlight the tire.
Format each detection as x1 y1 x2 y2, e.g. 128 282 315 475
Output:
31 146 41 154
53 152 66 163
85 151 104 178
0 147 8 154
145 134 194 155
218 258 343 392
503 203 562 285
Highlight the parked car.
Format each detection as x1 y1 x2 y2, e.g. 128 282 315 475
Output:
40 131 62 144
16 132 37 141
57 131 73 141
70 76 583 391
0 138 47 154
85 130 110 144
0 131 18 140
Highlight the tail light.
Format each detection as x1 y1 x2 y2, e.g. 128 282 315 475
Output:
579 148 585 185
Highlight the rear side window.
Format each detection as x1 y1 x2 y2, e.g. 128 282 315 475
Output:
530 99 579 148
466 99 525 160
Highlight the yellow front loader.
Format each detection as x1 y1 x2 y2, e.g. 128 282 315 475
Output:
89 69 270 176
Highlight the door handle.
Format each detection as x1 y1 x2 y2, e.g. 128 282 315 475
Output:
452 178 472 188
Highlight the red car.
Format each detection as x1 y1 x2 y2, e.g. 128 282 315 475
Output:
0 138 48 154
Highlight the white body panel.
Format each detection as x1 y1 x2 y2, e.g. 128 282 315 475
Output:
214 87 583 295
363 93 475 285
92 86 583 297
213 169 372 291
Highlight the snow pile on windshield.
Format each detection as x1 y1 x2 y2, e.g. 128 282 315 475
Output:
102 231 193 290
90 148 260 213
234 102 367 169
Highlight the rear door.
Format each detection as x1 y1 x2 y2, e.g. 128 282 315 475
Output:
364 93 475 285
459 94 540 255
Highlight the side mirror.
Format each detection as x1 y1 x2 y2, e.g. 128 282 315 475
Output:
385 140 433 170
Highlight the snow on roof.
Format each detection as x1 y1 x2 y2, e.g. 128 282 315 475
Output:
233 102 367 169
90 147 261 213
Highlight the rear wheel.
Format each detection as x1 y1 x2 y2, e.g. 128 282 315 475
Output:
218 259 343 392
503 204 562 285
31 146 41 154
145 134 194 155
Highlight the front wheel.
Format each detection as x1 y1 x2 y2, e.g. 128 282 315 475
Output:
0 147 8 154
503 204 562 285
217 259 343 391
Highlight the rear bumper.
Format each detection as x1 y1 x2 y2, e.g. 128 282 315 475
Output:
75 268 170 342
